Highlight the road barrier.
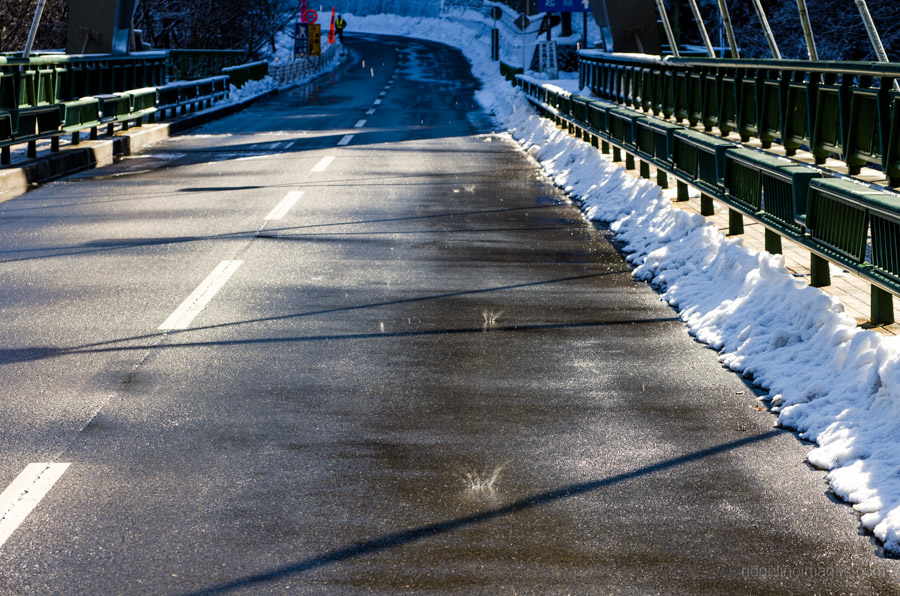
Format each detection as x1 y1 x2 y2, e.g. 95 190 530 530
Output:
517 70 900 325
269 44 340 86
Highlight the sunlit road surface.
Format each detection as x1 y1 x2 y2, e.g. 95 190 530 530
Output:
0 34 897 594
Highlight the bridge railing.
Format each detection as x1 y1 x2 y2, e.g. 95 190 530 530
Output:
167 50 245 81
578 51 900 186
519 60 900 325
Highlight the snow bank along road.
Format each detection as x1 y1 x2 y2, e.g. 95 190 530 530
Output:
0 33 897 593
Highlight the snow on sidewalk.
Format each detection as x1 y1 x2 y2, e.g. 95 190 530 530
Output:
347 11 900 553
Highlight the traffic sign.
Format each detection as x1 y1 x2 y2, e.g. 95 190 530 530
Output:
537 0 590 12
304 9 318 24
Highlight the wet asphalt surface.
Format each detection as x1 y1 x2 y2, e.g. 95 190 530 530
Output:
0 34 899 594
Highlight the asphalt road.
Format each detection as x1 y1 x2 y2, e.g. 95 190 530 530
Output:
0 34 898 594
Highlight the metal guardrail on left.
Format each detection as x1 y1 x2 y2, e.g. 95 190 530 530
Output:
269 44 341 86
166 49 244 81
0 44 345 169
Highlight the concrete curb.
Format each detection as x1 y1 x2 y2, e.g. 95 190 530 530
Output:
0 88 278 204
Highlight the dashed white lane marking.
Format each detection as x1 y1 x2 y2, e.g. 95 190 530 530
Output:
0 463 70 550
311 155 335 172
379 91 387 96
159 261 243 330
373 99 382 105
366 109 376 115
337 135 354 146
354 120 367 128
265 191 304 220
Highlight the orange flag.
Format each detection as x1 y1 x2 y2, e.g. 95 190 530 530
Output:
329 8 336 44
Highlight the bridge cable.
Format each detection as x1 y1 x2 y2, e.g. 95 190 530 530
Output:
854 0 900 91
716 0 740 59
749 0 781 59
22 0 48 59
796 0 818 61
654 0 680 58
686 0 715 57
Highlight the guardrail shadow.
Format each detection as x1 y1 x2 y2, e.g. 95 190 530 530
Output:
181 430 783 595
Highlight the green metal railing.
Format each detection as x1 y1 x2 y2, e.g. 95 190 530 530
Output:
0 51 244 165
221 61 269 89
518 71 900 325
578 51 900 186
167 50 245 81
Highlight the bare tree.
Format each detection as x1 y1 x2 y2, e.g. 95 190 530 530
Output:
0 0 68 53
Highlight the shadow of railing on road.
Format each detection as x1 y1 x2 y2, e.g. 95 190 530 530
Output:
180 430 784 595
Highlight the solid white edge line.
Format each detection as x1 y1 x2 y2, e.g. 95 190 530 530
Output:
354 120 366 128
311 155 335 172
337 135 354 146
159 260 243 330
0 463 70 550
265 191 304 220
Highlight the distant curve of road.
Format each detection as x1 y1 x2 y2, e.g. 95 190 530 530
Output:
0 34 897 594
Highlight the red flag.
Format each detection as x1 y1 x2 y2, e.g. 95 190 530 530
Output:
328 8 336 44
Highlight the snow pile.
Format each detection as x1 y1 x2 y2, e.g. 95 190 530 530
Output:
227 76 278 103
346 12 900 553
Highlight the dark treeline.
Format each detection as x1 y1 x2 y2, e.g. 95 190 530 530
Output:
665 0 897 61
0 0 68 53
2 0 897 62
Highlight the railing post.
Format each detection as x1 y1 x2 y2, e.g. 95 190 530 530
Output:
728 209 744 234
764 229 782 254
871 285 895 325
701 193 715 216
810 254 831 287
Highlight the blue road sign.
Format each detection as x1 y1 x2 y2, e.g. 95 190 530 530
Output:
537 0 590 11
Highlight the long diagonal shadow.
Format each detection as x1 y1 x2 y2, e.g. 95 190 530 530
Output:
183 430 783 596
0 272 625 365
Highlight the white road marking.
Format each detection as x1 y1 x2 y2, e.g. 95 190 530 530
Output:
374 99 382 105
354 120 367 128
366 109 376 115
0 463 70 550
311 155 335 172
337 135 354 146
159 261 243 330
379 91 387 97
265 191 304 220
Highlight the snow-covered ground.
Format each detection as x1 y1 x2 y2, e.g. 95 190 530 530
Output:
343 9 900 554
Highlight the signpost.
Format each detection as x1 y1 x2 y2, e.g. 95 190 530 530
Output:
310 24 321 56
536 0 589 12
294 22 309 58
536 0 589 49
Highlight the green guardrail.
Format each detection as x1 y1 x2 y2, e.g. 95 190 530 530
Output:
500 61 523 84
167 49 245 81
578 52 900 188
222 61 269 89
518 73 900 326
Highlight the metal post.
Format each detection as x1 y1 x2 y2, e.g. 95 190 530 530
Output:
582 11 588 50
796 0 818 60
655 0 680 57
854 0 899 91
750 0 781 59
716 0 740 58
22 0 48 58
686 0 715 57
